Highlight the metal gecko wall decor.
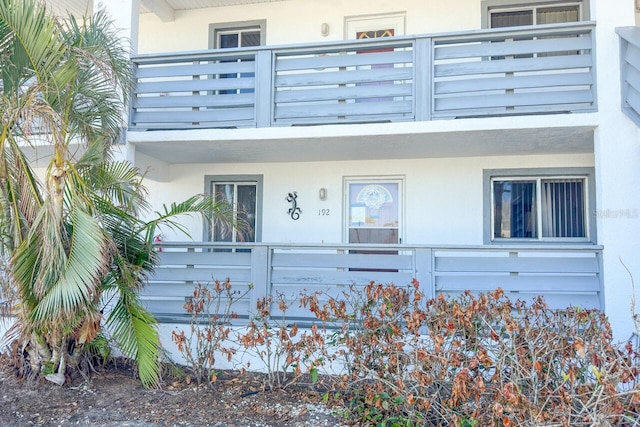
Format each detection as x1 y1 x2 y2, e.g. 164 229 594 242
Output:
286 191 301 220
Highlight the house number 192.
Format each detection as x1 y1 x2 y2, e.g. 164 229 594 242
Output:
318 209 330 216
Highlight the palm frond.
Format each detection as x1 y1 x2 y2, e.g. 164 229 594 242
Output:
59 10 132 144
106 214 157 282
29 204 107 324
83 160 149 215
146 194 236 243
63 10 133 99
0 0 67 94
105 288 160 388
0 132 44 248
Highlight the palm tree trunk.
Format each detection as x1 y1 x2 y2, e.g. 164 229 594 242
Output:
49 162 66 223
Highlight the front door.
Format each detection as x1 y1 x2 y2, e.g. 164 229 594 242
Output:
344 13 405 40
345 178 402 245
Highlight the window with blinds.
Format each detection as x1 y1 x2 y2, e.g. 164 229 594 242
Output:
488 3 582 58
490 4 581 28
492 177 587 240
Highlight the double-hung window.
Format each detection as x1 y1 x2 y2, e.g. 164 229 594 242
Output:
485 168 595 243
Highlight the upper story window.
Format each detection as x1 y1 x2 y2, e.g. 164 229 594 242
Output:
491 4 580 28
483 168 596 244
209 21 265 95
482 0 589 29
217 28 261 49
209 20 265 49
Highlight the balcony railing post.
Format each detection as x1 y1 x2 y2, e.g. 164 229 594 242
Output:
596 249 605 312
250 245 270 310
414 248 434 299
254 50 273 128
129 60 139 130
414 37 433 122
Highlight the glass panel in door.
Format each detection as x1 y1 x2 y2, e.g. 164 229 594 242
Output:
345 14 405 106
213 182 257 245
355 29 395 103
347 181 401 272
348 181 400 244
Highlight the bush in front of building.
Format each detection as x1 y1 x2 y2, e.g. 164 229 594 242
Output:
175 280 640 426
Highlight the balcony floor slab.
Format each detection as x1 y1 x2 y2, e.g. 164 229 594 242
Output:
129 114 596 163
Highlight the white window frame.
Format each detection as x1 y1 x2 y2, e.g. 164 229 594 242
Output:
209 20 266 49
483 168 596 244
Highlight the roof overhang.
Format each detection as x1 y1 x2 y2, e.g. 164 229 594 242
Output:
47 0 289 22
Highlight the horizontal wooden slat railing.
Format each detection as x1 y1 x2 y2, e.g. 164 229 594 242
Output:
130 22 596 131
432 23 596 118
142 242 603 324
617 26 640 127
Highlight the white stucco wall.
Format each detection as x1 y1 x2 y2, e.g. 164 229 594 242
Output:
112 0 640 341
137 0 479 53
142 153 594 245
591 0 640 340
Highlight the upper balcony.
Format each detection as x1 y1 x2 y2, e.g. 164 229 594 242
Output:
130 22 597 132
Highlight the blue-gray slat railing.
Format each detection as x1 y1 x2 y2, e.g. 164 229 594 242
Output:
130 22 596 131
617 26 640 127
143 242 604 323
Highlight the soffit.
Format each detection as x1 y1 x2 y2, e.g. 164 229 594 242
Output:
46 0 288 19
129 126 596 164
142 0 287 10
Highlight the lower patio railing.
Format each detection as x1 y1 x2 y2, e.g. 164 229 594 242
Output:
142 242 603 323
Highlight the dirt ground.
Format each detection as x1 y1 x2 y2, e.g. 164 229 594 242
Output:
0 360 349 427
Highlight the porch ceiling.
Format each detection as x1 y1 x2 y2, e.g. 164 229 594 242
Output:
47 0 288 20
129 124 595 164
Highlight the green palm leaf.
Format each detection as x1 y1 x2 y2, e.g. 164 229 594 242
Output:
145 194 236 242
21 203 106 325
105 285 160 388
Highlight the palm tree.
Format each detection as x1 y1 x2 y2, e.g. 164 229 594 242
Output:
0 0 230 387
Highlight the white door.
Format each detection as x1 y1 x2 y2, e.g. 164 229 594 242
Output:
345 13 406 104
344 12 405 40
345 178 403 245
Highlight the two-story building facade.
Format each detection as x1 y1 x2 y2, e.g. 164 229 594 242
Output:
51 0 640 341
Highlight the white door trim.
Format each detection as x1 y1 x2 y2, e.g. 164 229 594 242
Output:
344 12 406 40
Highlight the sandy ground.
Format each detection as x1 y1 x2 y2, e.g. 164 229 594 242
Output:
0 361 349 427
